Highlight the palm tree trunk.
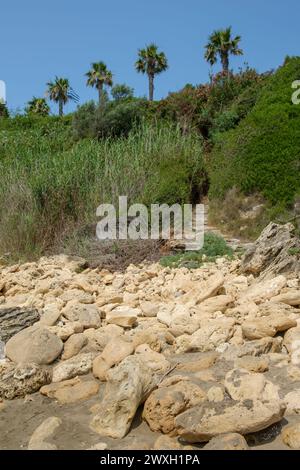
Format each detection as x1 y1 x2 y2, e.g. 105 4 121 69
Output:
98 83 104 107
59 99 63 117
221 52 229 75
148 74 154 101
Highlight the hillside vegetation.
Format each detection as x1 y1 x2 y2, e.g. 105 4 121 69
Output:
1 57 300 261
208 57 300 237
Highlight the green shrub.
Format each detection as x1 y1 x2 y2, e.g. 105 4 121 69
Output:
73 99 147 140
209 57 300 207
160 232 234 269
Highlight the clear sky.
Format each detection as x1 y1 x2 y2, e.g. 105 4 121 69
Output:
1 0 300 114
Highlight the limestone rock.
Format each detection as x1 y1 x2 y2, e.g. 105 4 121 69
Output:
28 417 62 450
233 337 282 358
41 378 99 404
242 314 296 340
272 290 300 306
60 289 94 304
39 304 61 326
106 306 139 327
0 307 40 343
92 356 110 381
52 353 94 383
101 337 134 368
61 333 88 360
62 301 101 328
241 222 300 279
84 324 123 352
197 295 233 315
204 433 249 450
224 369 279 402
143 381 206 435
281 423 300 449
175 318 235 353
140 301 160 317
0 362 51 399
235 356 269 373
283 327 300 353
284 390 300 415
175 400 285 442
238 276 287 304
90 354 169 439
207 386 224 403
180 272 224 305
5 325 63 365
47 322 84 340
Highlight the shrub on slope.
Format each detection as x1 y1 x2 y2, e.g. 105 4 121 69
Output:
209 57 300 207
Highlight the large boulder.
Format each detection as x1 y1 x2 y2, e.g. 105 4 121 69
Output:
90 353 170 439
5 325 63 365
0 307 40 343
241 222 300 279
175 400 285 443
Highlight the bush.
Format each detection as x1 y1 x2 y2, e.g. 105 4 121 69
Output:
73 99 147 140
209 57 300 207
160 232 234 269
156 68 265 138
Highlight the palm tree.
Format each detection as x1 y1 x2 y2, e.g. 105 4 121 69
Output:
135 44 168 101
204 27 243 74
26 97 50 116
86 62 113 106
46 77 78 116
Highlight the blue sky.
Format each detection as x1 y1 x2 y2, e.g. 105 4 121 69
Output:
1 0 300 114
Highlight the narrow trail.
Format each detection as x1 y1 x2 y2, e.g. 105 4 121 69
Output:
170 200 253 253
203 202 253 252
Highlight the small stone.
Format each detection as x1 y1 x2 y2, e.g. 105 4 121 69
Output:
235 356 269 373
92 356 110 381
101 338 134 368
28 417 62 450
40 376 99 404
52 353 94 383
40 304 61 326
106 306 139 327
284 390 300 415
62 333 87 360
281 423 300 449
207 387 224 403
204 433 249 450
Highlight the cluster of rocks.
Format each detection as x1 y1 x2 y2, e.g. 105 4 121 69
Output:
0 225 300 450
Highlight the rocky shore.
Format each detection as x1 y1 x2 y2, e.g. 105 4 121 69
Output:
1 223 300 450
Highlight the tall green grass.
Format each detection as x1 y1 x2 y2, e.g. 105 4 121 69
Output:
0 119 204 261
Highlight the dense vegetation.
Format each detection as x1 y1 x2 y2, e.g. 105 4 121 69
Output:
0 117 203 260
